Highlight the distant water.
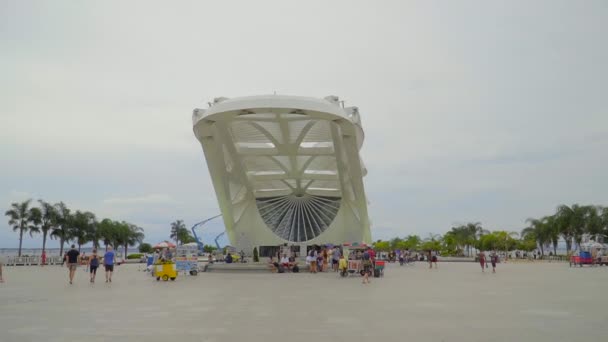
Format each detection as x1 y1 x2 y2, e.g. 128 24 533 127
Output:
0 247 124 257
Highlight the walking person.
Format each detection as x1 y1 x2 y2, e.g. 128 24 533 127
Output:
309 250 318 273
491 251 498 273
427 250 433 269
41 250 47 267
431 250 438 269
0 255 5 283
103 246 116 283
89 249 100 283
332 247 340 272
322 248 329 272
362 249 372 284
479 251 486 272
66 245 80 284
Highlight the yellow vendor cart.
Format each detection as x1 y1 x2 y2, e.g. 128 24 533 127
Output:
154 260 177 281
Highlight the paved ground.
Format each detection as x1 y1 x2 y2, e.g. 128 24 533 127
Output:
1 261 607 342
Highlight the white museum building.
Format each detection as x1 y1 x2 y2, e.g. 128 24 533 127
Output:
193 95 371 256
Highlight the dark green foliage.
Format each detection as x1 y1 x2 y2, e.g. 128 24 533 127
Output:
139 243 153 253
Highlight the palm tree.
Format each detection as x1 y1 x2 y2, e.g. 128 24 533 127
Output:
462 222 486 256
556 204 587 253
543 215 560 255
523 218 550 256
170 220 186 245
124 223 144 257
98 218 117 251
36 200 57 254
72 211 96 251
583 205 603 242
5 200 38 256
51 202 73 256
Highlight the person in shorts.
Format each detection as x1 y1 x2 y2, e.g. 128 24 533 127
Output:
490 252 498 273
431 250 438 269
332 248 340 272
103 246 115 283
89 249 100 283
362 251 372 284
66 245 80 284
338 254 348 276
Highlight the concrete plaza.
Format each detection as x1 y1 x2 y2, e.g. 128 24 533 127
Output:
0 261 606 342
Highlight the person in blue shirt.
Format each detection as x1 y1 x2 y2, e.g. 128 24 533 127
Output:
103 246 116 283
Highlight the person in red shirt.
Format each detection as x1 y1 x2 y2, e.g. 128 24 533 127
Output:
367 247 376 261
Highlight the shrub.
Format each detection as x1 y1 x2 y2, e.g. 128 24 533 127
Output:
253 247 259 262
127 253 143 259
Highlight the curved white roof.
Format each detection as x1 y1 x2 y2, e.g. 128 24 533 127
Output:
193 95 370 244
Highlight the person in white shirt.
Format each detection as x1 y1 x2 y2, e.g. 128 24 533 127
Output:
280 254 290 268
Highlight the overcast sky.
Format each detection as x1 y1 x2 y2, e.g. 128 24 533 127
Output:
1 0 607 249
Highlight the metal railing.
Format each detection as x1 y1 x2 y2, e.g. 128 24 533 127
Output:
5 256 64 266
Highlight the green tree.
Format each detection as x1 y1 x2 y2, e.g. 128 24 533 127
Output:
51 202 73 256
170 220 186 245
139 243 153 253
5 199 39 256
404 235 421 250
442 231 460 256
583 205 603 241
493 231 519 256
72 211 96 251
522 218 550 256
389 237 403 250
98 218 117 251
477 233 498 251
29 206 43 250
518 235 537 252
421 234 442 251
600 206 608 241
556 204 587 253
177 227 195 244
36 200 57 253
113 221 130 256
203 244 217 253
124 223 144 257
373 240 390 252
458 222 486 256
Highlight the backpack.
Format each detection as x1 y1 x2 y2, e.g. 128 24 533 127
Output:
292 265 299 273
278 265 285 273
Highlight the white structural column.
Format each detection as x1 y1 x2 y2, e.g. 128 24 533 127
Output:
193 95 371 252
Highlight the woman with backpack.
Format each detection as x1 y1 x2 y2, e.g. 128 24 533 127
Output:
89 249 100 283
